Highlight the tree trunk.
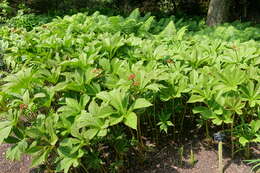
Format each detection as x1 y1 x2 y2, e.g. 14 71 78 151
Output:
206 0 232 26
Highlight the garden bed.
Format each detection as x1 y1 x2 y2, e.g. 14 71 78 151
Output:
0 9 259 173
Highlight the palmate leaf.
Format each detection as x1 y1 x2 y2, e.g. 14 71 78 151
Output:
138 16 154 34
239 136 249 147
72 107 111 140
250 120 260 133
127 8 140 20
31 148 50 168
6 139 28 161
45 116 58 146
97 89 128 114
124 112 137 130
43 82 67 107
193 106 232 125
56 157 79 173
88 100 114 118
101 32 125 59
0 110 19 143
187 95 205 103
0 121 12 144
96 91 111 103
240 81 260 107
2 68 41 95
157 121 173 133
58 94 90 117
132 98 152 110
192 106 216 120
96 90 151 130
158 21 176 38
214 66 246 92
58 98 81 116
83 128 99 140
56 138 84 173
222 93 245 115
25 128 44 139
39 67 61 84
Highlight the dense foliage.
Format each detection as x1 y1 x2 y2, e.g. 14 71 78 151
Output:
0 9 260 172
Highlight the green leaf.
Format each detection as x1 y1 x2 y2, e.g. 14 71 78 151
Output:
83 128 98 140
132 98 152 110
212 118 223 125
190 69 198 86
124 112 137 130
192 106 209 114
96 105 115 118
88 100 99 115
239 136 249 147
4 136 20 144
58 146 73 158
31 149 50 168
127 8 140 20
109 114 124 126
250 120 260 132
6 140 27 161
26 146 42 154
146 83 163 91
33 93 46 99
57 157 78 173
79 94 90 109
96 91 110 102
166 121 174 126
66 98 81 111
187 95 204 103
23 90 30 105
192 106 216 120
223 111 233 124
25 128 43 138
13 127 24 139
6 144 22 161
159 21 176 37
0 121 12 144
97 129 107 137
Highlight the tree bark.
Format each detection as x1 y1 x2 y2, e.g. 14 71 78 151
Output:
206 0 232 26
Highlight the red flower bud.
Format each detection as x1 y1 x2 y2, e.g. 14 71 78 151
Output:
128 74 136 80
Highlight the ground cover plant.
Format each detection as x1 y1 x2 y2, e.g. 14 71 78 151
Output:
0 9 259 172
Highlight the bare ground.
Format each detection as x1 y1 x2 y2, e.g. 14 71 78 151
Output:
131 141 258 173
0 141 259 173
0 144 31 173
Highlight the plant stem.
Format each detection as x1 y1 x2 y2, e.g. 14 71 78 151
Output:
153 94 159 143
179 101 186 140
172 99 176 141
231 122 234 158
218 141 223 173
137 115 144 149
205 120 209 139
80 163 89 173
179 145 184 167
245 143 250 159
189 147 196 167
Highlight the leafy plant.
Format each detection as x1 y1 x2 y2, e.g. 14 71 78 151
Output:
0 9 259 172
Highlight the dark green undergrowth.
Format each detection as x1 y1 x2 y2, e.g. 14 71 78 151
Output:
0 9 259 173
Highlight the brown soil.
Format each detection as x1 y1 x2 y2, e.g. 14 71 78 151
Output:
0 144 31 173
129 139 259 173
0 141 259 173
